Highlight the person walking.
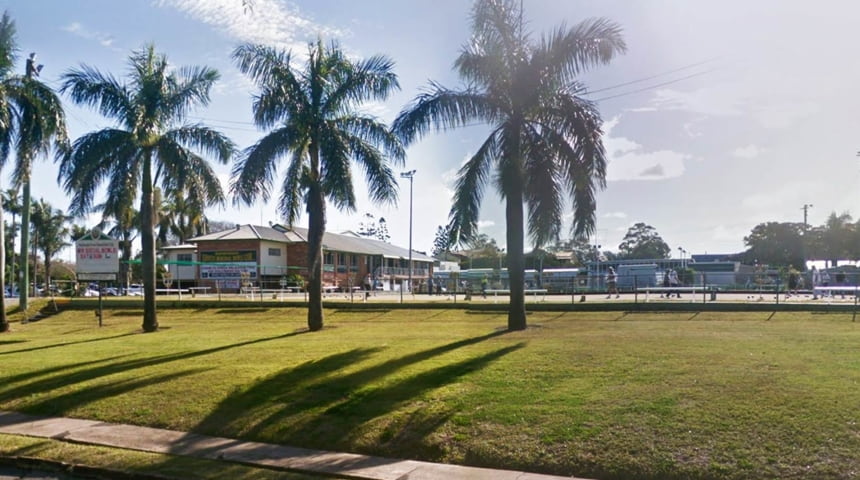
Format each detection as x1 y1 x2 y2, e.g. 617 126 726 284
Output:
481 275 488 299
812 266 821 300
669 268 681 298
606 266 619 299
661 269 670 298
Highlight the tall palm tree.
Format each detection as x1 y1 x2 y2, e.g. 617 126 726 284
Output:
96 197 140 292
0 11 68 331
393 0 625 330
156 184 209 246
231 40 404 331
59 45 234 332
2 187 18 287
30 198 70 292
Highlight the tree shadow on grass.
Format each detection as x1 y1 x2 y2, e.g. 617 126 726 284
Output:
0 340 27 346
0 355 132 387
192 330 520 454
0 330 311 409
22 368 210 416
0 332 139 356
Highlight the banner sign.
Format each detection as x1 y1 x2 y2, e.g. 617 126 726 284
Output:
200 250 257 263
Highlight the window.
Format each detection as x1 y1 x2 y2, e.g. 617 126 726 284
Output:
177 253 192 262
268 248 281 256
337 253 346 265
351 255 358 266
324 252 334 265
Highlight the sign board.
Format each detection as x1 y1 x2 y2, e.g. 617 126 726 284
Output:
77 272 118 281
76 232 120 275
200 262 257 280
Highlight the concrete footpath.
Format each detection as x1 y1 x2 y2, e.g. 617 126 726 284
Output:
0 411 588 480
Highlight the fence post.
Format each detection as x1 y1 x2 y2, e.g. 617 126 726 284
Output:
634 275 638 304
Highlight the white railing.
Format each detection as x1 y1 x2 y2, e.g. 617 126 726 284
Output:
375 266 429 278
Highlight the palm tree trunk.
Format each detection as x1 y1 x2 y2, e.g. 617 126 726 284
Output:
0 203 8 332
18 181 30 311
506 181 527 331
307 182 325 331
140 152 158 332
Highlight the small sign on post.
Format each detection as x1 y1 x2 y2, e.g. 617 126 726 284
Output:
76 230 119 327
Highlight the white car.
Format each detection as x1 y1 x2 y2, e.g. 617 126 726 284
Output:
124 284 144 296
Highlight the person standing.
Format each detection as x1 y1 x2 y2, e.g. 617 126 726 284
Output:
481 275 488 298
669 268 681 298
606 266 619 299
661 269 670 298
812 266 821 300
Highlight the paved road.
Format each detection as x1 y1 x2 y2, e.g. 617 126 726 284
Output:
0 466 81 479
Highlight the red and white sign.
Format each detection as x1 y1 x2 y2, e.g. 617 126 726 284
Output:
76 236 120 275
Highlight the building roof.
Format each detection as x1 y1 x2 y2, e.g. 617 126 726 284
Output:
188 224 434 263
190 224 304 243
285 225 434 262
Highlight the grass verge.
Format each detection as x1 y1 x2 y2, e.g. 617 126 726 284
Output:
1 307 860 479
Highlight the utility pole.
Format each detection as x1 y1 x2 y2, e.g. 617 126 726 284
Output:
801 203 813 231
400 170 416 297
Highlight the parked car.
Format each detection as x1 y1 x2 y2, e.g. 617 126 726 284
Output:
124 284 143 296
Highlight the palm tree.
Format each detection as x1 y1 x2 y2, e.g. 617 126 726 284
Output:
393 0 625 330
2 187 18 287
231 40 404 331
96 198 140 293
0 11 68 331
156 185 209 246
30 198 70 292
59 45 234 332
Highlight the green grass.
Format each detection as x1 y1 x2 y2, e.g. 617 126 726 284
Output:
2 307 860 479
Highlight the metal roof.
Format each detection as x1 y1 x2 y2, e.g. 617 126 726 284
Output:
188 224 433 263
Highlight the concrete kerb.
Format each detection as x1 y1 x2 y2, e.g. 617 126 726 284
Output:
0 411 588 480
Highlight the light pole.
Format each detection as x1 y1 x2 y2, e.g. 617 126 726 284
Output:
677 246 686 269
400 170 416 295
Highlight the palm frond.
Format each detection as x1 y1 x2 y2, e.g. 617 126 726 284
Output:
337 115 405 164
537 18 626 82
0 12 17 78
164 65 220 120
60 65 131 124
276 151 306 225
319 130 356 212
521 123 563 246
155 136 226 208
163 124 235 165
392 85 496 145
231 125 303 206
448 129 501 245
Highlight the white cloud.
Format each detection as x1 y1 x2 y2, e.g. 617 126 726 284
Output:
477 220 495 229
732 144 766 159
602 116 693 182
602 211 628 219
155 0 345 53
61 22 120 51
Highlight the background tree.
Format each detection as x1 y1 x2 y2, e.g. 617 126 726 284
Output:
69 224 89 241
807 212 854 267
617 222 670 259
231 40 404 332
393 0 625 330
432 224 453 257
60 45 234 332
742 222 805 270
0 12 68 326
357 213 390 242
30 198 70 291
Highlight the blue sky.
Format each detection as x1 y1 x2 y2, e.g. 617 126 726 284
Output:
3 0 859 259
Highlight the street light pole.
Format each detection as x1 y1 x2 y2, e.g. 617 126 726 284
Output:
400 170 416 296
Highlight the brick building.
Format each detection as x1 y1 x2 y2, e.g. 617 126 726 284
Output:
165 224 434 292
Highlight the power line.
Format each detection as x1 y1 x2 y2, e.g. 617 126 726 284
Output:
592 68 717 102
583 57 721 95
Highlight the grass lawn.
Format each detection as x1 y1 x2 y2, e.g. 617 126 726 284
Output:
1 306 860 479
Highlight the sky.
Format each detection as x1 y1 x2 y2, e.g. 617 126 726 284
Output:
2 0 859 260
